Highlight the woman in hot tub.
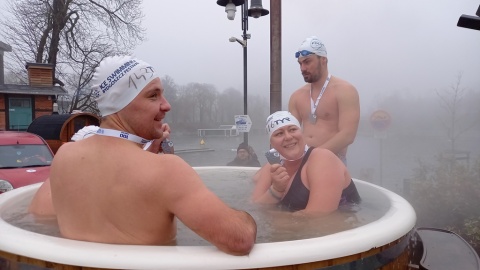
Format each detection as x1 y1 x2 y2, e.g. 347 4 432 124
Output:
252 111 360 214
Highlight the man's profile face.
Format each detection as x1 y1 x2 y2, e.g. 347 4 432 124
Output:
298 55 323 83
237 149 249 160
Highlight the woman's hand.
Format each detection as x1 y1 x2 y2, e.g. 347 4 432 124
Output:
270 164 289 193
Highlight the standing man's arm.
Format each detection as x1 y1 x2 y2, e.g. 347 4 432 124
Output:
317 84 360 154
288 91 302 124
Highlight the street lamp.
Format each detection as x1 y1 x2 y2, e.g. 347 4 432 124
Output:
217 0 269 145
457 5 480 31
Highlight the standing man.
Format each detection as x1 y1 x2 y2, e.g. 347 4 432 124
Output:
48 55 256 256
288 36 360 164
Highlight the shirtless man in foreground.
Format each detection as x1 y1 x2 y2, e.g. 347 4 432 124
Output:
288 36 360 164
29 126 164 216
48 56 256 256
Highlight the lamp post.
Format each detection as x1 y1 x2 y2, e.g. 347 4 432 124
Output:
217 0 269 145
457 5 480 31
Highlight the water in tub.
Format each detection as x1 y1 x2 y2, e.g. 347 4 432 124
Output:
3 168 390 245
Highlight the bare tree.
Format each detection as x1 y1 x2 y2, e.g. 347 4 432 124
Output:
0 0 145 113
176 85 198 126
248 94 269 133
182 83 219 126
218 88 243 124
161 75 179 124
3 71 25 84
435 73 479 153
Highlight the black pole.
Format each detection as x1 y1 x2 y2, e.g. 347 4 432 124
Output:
242 2 249 145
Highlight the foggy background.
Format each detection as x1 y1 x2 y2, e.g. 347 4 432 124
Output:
131 0 480 193
0 0 479 252
133 0 480 115
0 0 478 190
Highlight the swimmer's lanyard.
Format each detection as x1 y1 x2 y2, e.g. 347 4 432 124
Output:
310 73 331 123
96 128 152 147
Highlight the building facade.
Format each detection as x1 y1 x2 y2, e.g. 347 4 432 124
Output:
0 41 67 131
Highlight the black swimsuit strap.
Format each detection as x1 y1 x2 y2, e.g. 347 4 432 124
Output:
279 147 315 211
301 147 314 167
294 147 314 177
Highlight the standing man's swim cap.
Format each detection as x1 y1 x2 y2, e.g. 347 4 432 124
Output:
91 55 158 116
296 36 328 58
266 111 301 138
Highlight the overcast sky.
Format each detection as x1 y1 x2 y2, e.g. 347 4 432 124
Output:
133 0 480 114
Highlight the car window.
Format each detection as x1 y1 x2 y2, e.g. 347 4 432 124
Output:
0 145 53 168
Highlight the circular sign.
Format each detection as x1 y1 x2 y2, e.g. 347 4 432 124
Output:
370 110 391 131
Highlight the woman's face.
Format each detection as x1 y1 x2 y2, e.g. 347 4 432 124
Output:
270 125 305 160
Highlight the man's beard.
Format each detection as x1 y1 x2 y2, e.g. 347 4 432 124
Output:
303 73 317 83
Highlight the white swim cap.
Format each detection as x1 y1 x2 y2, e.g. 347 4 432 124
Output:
91 55 158 116
71 125 99 141
266 111 301 138
297 36 327 58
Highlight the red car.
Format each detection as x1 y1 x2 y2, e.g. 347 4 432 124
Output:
0 131 54 194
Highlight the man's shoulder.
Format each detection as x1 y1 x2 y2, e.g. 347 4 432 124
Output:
136 154 197 191
289 84 310 104
53 141 86 161
292 84 309 94
146 152 186 167
331 76 357 91
56 141 77 153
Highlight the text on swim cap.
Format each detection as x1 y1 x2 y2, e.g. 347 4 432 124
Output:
266 117 293 133
128 66 155 90
99 60 139 94
310 39 325 50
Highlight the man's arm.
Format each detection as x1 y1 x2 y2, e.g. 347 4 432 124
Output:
288 90 302 123
162 157 257 256
29 177 55 216
317 84 360 154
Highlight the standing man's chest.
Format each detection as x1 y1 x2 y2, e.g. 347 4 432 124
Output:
299 85 339 121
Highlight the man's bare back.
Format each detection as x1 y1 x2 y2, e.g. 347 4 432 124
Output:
52 140 178 245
